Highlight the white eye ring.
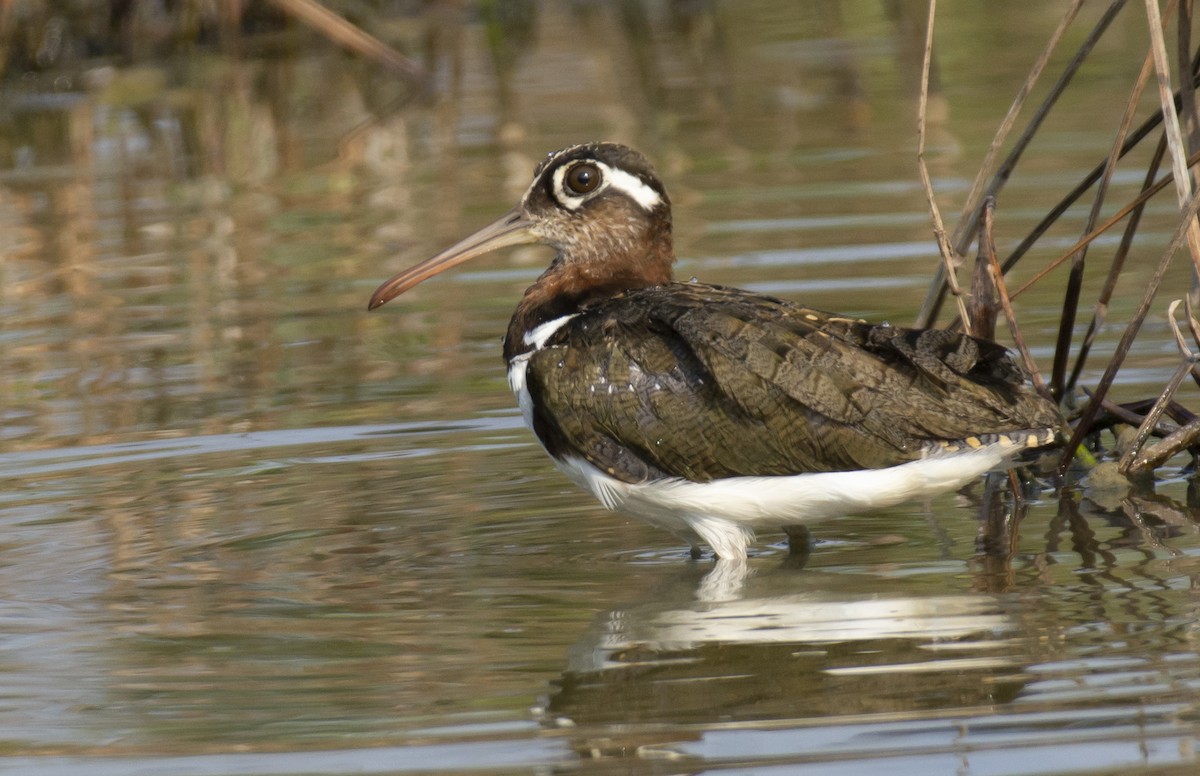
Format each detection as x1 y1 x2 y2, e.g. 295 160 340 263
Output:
551 161 663 212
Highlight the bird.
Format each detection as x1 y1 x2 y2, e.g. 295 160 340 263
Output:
368 142 1061 562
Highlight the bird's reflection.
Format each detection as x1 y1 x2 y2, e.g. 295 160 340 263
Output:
543 476 1200 750
564 587 1013 674
544 562 1025 738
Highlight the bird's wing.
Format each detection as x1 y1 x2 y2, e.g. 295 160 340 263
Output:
523 283 1057 484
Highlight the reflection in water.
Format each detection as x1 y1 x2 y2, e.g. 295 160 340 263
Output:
552 587 1023 730
544 485 1200 769
547 490 1030 729
570 592 1012 664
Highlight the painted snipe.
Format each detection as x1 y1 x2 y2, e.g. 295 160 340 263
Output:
368 142 1061 561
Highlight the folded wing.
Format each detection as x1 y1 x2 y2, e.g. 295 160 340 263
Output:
525 283 1058 484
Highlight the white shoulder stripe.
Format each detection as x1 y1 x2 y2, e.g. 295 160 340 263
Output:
523 313 578 350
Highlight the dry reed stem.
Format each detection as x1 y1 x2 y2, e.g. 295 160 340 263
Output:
1058 182 1200 472
948 0 1087 251
1086 391 1178 434
1123 310 1200 472
1065 4 1197 393
1009 147 1200 300
1119 300 1196 474
1179 295 1200 389
915 0 1117 328
968 198 1001 341
1128 416 1200 472
1067 131 1170 392
948 109 1184 331
1186 295 1200 353
1178 3 1200 171
1105 395 1198 425
267 0 423 81
1143 0 1200 279
916 0 972 334
1050 47 1156 400
980 199 1052 402
1170 297 1195 354
999 99 1174 278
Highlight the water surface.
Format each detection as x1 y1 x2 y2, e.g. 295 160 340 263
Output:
2 2 1200 774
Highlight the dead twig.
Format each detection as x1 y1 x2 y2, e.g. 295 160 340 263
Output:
267 0 424 82
916 0 972 334
1080 393 1199 428
1081 391 1179 436
980 199 1052 402
1067 130 1170 393
1058 183 1200 473
968 198 1001 341
1126 417 1200 473
1119 300 1198 475
1050 43 1157 401
1008 147 1200 301
1143 0 1200 280
915 0 1122 328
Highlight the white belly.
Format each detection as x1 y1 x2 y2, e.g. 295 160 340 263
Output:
506 315 1025 560
550 448 1015 560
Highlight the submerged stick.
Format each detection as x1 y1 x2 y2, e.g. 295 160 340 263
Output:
1127 417 1200 473
1085 392 1179 435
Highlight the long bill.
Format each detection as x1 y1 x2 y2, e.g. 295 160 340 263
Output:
367 208 538 310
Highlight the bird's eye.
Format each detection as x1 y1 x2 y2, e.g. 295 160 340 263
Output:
565 163 601 195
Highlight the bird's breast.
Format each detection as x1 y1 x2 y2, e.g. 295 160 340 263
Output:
508 313 579 433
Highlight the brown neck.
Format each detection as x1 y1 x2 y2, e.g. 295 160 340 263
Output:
503 222 673 361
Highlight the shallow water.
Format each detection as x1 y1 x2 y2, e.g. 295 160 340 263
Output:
3 2 1200 774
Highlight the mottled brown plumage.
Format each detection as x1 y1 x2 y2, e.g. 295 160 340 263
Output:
368 142 1062 560
523 282 1060 484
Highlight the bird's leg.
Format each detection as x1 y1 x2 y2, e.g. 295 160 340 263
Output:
783 524 812 556
782 525 813 570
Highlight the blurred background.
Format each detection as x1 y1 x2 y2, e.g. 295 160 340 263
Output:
2 2 1200 774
